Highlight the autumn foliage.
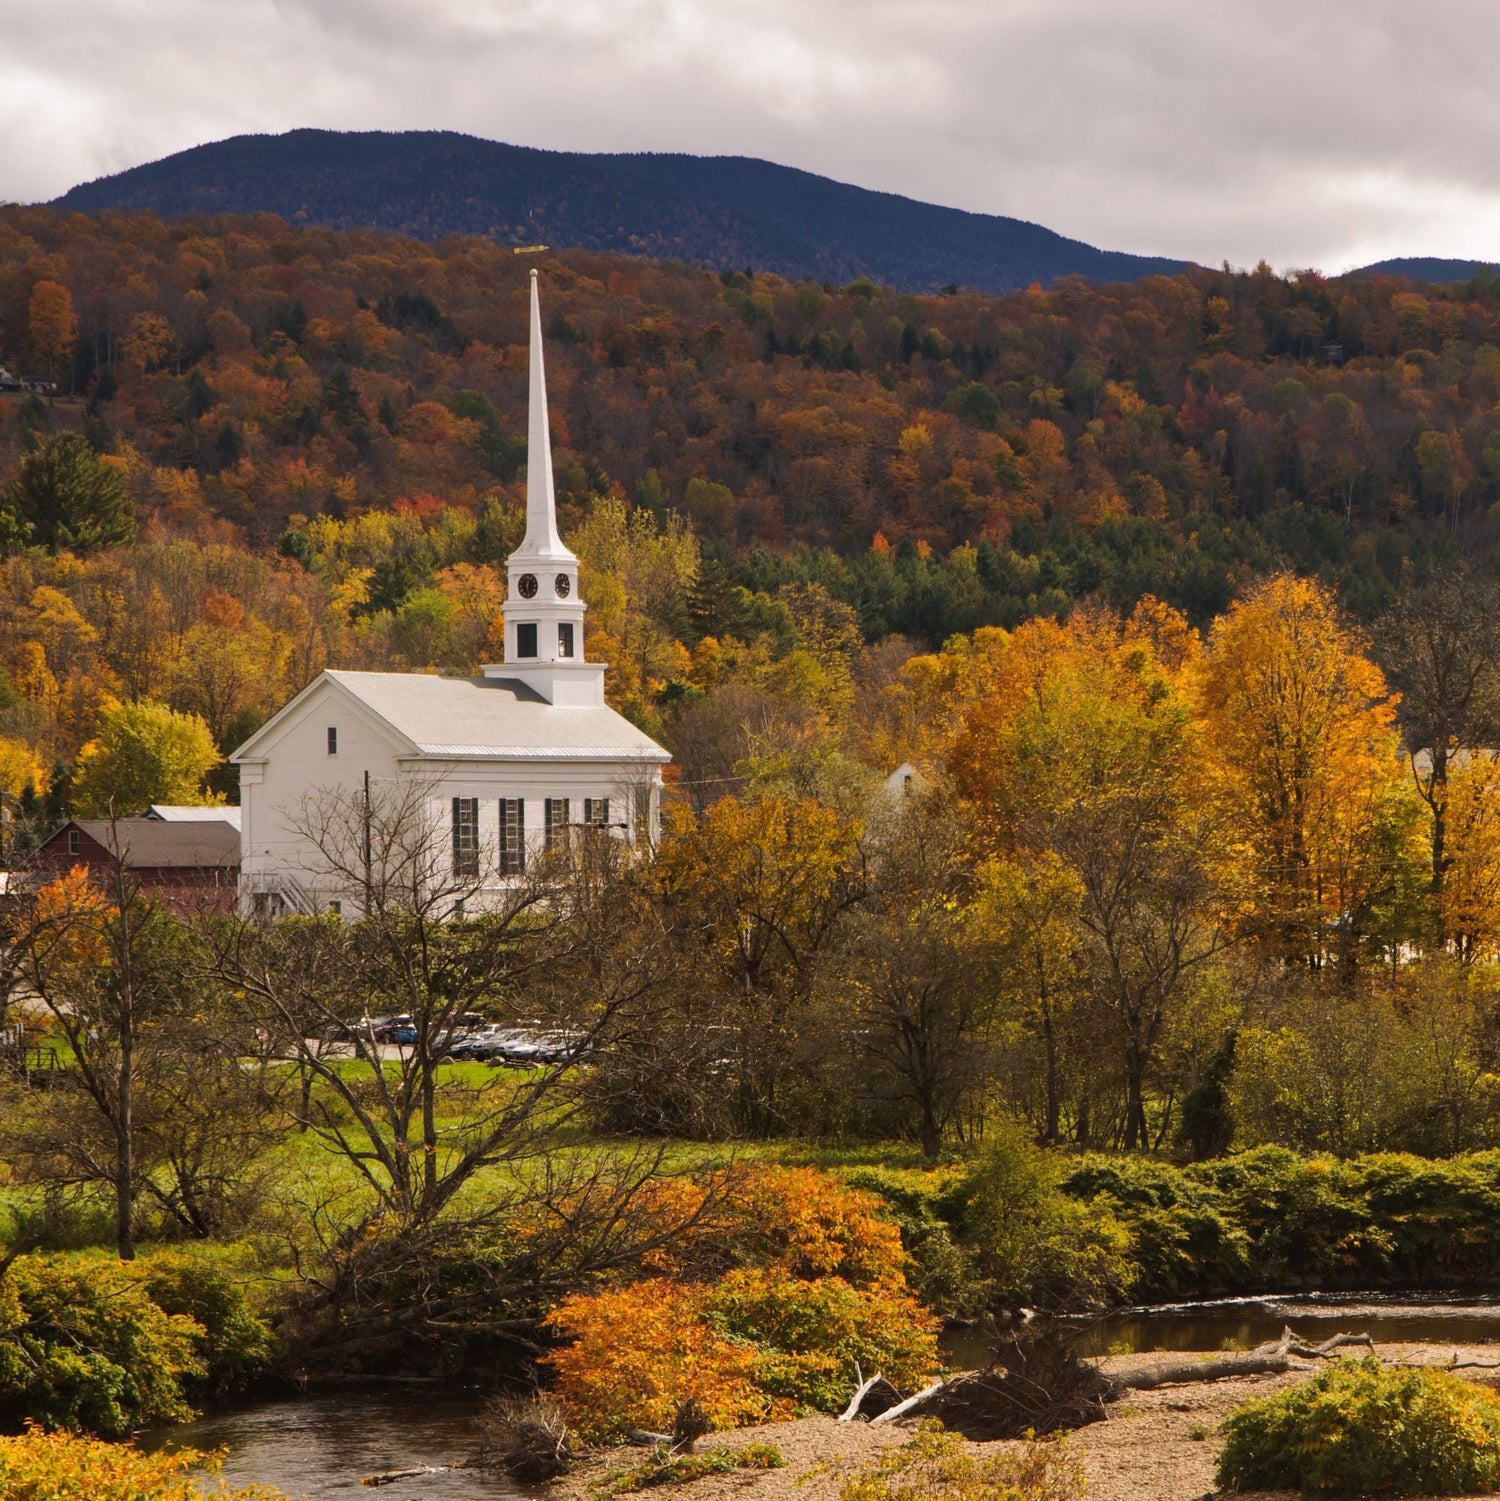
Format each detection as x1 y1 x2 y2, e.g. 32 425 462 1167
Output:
0 1425 285 1500
545 1166 939 1439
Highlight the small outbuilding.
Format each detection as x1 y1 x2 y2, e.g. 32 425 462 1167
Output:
35 817 241 908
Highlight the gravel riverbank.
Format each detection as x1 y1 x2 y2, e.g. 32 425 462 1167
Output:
550 1342 1500 1501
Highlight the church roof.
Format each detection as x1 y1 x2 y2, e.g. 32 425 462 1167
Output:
232 670 670 763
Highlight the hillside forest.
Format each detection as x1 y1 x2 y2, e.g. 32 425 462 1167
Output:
0 206 1498 1148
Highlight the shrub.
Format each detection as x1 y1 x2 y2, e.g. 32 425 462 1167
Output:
546 1278 779 1441
606 1442 784 1493
841 1419 1083 1501
1190 1145 1395 1286
842 1167 985 1316
708 1267 940 1410
958 1126 1133 1310
1218 1358 1500 1496
546 1267 939 1439
0 1253 205 1436
139 1249 275 1392
0 1425 285 1499
639 1165 912 1290
1059 1156 1248 1299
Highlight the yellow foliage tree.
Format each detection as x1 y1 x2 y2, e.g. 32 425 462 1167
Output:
1198 575 1421 969
27 280 77 387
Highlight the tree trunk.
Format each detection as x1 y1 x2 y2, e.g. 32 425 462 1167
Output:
1040 989 1060 1145
115 912 136 1262
1122 1047 1147 1152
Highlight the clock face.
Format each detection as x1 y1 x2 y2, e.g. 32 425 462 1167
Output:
555 573 572 598
517 573 538 599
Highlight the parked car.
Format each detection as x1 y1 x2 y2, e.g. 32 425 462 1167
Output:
488 1027 586 1067
450 1024 513 1060
324 1014 401 1043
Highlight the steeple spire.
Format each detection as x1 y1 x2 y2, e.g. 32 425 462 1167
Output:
489 268 601 705
519 268 575 563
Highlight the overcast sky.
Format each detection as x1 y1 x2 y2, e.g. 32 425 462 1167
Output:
6 1 1500 273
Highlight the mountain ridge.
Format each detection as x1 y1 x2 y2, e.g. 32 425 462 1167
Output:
52 128 1190 295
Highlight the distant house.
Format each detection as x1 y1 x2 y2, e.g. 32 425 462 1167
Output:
884 762 928 799
35 817 241 909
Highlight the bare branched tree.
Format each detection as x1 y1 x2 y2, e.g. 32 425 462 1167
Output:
200 775 713 1360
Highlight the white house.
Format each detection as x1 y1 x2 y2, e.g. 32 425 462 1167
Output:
230 270 671 916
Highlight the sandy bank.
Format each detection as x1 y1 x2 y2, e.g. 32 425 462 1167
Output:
550 1342 1500 1501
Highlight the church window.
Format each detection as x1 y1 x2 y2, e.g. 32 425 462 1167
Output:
327 726 338 754
67 829 79 855
545 797 570 849
516 622 538 658
452 797 480 877
499 798 526 874
583 797 610 829
558 622 574 658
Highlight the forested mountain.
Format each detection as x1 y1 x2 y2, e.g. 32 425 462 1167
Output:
1352 257 1500 283
51 130 1188 295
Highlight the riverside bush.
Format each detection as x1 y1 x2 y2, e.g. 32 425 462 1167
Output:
547 1268 939 1439
957 1126 1133 1311
0 1253 205 1436
139 1248 275 1392
636 1165 913 1289
1217 1358 1500 1496
0 1426 286 1500
842 1419 1083 1501
841 1167 984 1316
1060 1147 1500 1300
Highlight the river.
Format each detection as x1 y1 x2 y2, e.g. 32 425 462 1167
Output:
940 1289 1500 1368
158 1292 1500 1498
151 1385 516 1500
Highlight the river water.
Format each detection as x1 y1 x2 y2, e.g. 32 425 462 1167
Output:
152 1385 517 1500
159 1293 1500 1498
941 1290 1500 1368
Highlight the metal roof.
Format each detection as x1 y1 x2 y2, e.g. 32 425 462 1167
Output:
321 671 668 762
147 804 242 829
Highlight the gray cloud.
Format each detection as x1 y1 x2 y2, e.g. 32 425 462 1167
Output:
5 1 1500 272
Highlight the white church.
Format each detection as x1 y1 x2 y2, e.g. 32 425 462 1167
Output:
231 271 671 915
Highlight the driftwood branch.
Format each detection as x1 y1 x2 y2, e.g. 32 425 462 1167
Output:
870 1378 948 1425
840 1368 888 1422
362 1463 460 1486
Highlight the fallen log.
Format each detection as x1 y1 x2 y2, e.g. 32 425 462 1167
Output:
1108 1326 1375 1393
361 1463 460 1486
1110 1350 1292 1392
870 1379 949 1425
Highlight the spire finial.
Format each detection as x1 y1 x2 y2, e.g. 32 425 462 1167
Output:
520 268 572 560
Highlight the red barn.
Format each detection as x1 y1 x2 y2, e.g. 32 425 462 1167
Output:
35 818 240 910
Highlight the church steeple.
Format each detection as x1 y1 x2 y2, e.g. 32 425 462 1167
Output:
516 268 575 565
487 270 603 706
